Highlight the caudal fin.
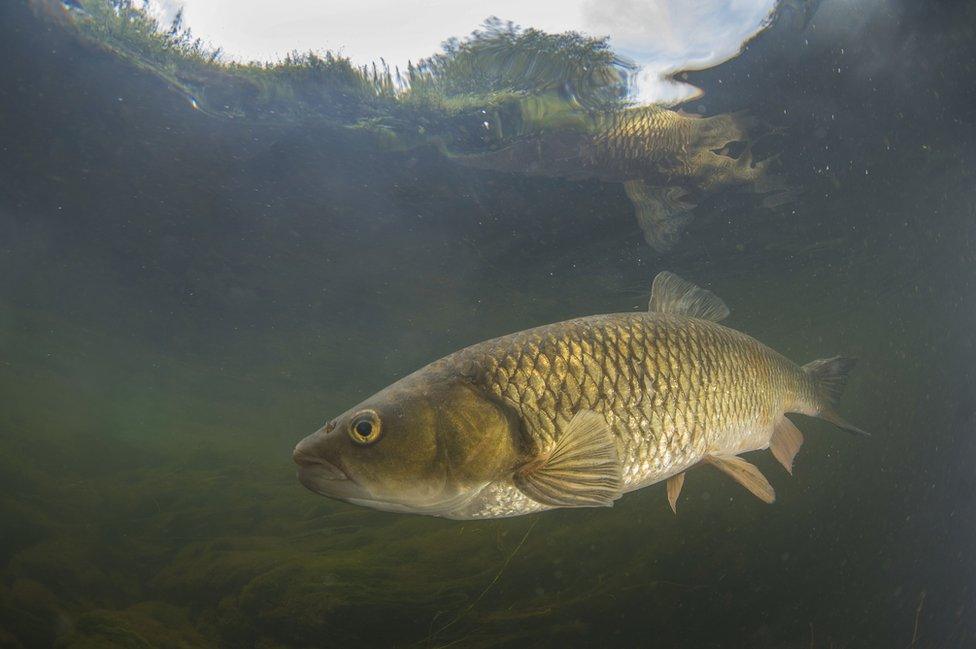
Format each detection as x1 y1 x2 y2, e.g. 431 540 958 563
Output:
802 356 869 436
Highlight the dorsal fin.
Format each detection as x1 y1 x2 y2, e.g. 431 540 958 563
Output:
648 271 730 322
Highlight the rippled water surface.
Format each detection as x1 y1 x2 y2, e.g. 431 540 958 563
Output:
1 1 975 647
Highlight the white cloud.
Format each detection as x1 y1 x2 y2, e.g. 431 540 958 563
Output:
147 0 776 105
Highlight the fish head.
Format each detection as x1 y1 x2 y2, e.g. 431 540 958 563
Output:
293 371 521 517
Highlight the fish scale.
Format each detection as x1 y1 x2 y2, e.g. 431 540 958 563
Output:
453 312 807 516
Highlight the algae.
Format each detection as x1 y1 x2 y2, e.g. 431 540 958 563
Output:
58 602 207 649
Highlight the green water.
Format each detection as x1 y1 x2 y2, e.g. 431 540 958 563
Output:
1 1 975 647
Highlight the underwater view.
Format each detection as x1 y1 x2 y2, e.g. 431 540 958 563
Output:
1 0 975 646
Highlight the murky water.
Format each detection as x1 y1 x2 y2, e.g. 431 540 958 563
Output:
1 1 974 647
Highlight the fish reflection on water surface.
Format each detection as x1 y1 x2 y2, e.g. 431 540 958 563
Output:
446 98 790 251
294 272 865 519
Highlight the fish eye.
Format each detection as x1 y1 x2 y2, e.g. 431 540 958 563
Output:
348 410 382 445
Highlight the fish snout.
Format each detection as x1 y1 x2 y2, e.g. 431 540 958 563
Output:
292 427 347 480
293 427 369 499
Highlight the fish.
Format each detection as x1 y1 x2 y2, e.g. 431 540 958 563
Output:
293 272 865 519
447 102 789 252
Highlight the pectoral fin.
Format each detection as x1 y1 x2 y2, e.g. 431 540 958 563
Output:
623 181 695 252
666 472 685 514
704 454 775 504
770 417 804 475
514 410 623 508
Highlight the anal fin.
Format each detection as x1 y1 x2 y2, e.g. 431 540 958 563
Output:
704 454 775 504
514 410 623 508
666 472 685 514
770 417 804 475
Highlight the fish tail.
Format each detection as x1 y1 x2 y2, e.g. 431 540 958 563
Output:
802 356 869 436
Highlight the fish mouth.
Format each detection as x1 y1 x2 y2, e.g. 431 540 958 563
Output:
293 444 358 495
295 464 372 500
292 448 378 501
293 449 347 479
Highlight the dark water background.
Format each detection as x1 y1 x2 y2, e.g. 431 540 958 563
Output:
1 1 975 647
